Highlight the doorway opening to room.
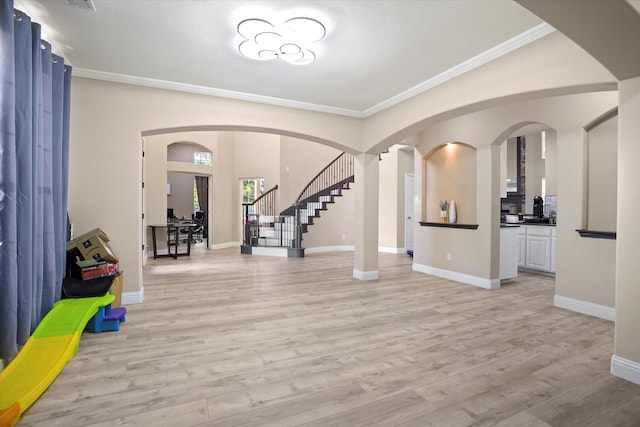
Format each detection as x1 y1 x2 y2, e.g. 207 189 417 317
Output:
167 172 209 248
240 177 264 244
141 140 213 265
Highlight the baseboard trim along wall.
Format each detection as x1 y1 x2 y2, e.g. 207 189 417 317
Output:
122 286 144 305
553 295 615 321
611 355 640 386
307 246 409 255
353 269 379 280
251 247 289 257
379 247 406 254
306 245 354 254
412 263 500 290
209 241 240 250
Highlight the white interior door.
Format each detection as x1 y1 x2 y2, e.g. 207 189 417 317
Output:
405 173 415 252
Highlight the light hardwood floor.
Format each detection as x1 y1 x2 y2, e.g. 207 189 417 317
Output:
19 248 640 426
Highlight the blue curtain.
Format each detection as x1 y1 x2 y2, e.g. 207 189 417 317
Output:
0 0 72 361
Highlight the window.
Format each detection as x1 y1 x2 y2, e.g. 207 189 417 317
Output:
194 180 200 211
242 178 265 204
194 152 212 166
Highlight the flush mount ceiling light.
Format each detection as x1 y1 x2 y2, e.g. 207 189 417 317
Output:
237 17 326 65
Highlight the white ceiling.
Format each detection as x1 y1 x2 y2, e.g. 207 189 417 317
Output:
17 0 549 117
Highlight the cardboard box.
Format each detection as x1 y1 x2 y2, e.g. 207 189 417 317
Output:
67 228 119 262
110 272 123 307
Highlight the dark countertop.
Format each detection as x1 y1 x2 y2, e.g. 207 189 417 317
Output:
501 221 556 227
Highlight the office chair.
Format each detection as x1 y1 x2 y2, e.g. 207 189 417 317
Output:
190 210 205 242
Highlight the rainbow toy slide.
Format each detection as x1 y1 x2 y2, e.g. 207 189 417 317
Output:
0 293 115 427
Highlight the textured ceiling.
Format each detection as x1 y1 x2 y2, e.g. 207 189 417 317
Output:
17 0 546 116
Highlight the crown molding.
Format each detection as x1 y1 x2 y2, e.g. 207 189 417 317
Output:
362 23 556 117
73 23 554 120
72 68 364 118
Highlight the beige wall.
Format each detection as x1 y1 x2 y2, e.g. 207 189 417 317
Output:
615 76 640 362
67 28 616 298
362 32 615 153
545 130 558 196
413 92 617 288
587 115 618 231
524 131 544 213
167 171 195 219
232 132 280 194
279 136 342 208
424 143 477 224
214 132 237 246
378 146 414 251
554 128 615 308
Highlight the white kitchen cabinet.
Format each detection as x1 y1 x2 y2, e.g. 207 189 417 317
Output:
551 228 557 273
518 225 556 274
500 226 519 280
526 236 551 271
518 233 526 268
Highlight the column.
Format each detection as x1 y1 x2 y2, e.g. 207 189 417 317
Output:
613 76 640 384
353 152 379 280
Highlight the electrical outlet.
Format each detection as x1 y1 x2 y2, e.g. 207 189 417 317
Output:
447 253 452 262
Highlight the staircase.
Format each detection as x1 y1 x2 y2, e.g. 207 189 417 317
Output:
281 152 354 241
241 152 354 257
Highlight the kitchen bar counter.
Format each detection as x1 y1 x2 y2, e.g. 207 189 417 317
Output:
502 222 556 227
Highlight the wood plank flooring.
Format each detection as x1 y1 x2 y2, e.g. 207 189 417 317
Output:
18 248 640 426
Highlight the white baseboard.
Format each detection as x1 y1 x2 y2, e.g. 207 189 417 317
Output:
210 241 240 250
611 355 640 385
412 263 500 290
305 245 354 254
307 246 409 255
353 269 379 280
379 246 406 254
553 295 615 321
251 247 289 257
122 286 144 305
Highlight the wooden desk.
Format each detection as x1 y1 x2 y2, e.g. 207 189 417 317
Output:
148 223 196 260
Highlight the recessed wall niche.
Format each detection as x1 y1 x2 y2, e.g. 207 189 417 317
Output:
423 142 477 224
586 112 617 232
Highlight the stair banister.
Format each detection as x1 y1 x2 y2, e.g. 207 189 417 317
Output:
242 184 279 245
296 152 354 204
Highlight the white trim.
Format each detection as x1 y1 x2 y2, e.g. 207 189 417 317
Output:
412 263 500 290
210 241 240 250
353 269 379 280
251 247 289 257
362 23 555 116
72 24 554 119
122 286 144 305
305 245 354 254
611 355 640 385
379 246 406 254
73 68 363 118
553 295 615 321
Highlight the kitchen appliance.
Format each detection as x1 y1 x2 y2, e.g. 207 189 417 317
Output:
533 196 544 219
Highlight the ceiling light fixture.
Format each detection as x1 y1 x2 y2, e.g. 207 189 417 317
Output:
237 16 325 65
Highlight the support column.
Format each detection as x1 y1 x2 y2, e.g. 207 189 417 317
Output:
612 76 640 384
353 152 379 280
